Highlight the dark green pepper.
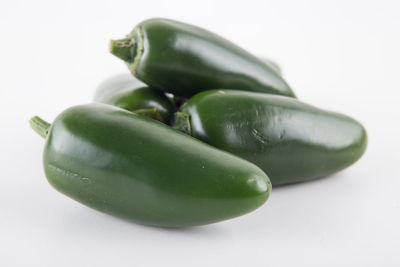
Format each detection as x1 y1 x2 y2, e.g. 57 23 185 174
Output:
29 104 271 227
110 18 295 97
176 90 367 185
94 74 175 124
97 55 282 114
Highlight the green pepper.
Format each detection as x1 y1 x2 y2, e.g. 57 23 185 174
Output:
175 90 367 186
97 55 282 114
110 18 295 97
29 104 271 227
94 74 175 124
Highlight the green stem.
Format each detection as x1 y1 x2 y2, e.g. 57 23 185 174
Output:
29 116 51 138
173 112 191 135
109 36 136 62
133 107 164 123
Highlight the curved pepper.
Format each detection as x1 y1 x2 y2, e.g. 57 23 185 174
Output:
176 90 367 185
94 55 282 114
94 74 175 124
110 18 295 97
29 104 271 227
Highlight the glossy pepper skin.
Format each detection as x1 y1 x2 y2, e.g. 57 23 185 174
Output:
93 73 144 100
261 58 281 76
176 90 367 186
109 18 295 97
29 104 271 227
94 74 175 124
94 57 282 114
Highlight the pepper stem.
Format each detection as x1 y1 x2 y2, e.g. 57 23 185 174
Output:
173 112 192 135
29 116 51 138
109 36 136 63
133 107 165 123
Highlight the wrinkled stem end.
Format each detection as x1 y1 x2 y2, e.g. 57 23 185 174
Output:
29 116 50 139
173 112 192 135
109 37 136 63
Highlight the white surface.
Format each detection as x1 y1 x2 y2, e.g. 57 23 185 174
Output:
1 0 400 266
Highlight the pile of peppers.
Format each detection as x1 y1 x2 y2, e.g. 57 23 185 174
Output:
30 18 367 227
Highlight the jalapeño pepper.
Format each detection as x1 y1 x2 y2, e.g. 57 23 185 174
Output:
30 104 271 227
110 18 295 97
176 90 367 185
94 74 175 124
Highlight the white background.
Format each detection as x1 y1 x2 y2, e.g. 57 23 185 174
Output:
1 0 400 266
